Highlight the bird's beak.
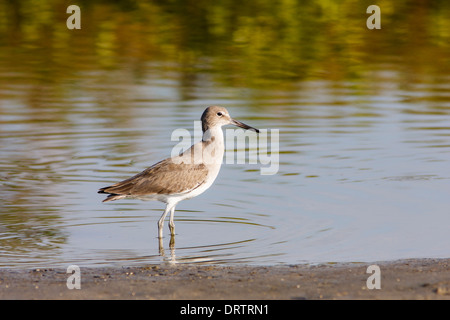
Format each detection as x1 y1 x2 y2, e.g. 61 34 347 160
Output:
230 119 259 133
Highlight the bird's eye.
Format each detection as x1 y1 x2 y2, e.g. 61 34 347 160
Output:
217 112 223 117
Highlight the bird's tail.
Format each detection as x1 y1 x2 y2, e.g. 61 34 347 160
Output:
98 187 126 202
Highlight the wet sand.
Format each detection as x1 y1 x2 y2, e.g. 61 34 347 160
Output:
0 258 449 300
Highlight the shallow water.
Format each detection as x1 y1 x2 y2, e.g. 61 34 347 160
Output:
1 1 450 268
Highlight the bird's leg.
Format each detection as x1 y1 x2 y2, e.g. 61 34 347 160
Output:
158 204 171 238
169 234 175 249
158 236 164 256
168 205 176 236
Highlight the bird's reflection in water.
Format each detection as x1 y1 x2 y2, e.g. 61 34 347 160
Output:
158 235 176 264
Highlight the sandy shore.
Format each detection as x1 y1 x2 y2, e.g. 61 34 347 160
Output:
0 258 449 300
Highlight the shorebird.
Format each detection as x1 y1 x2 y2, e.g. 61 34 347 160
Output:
98 106 259 238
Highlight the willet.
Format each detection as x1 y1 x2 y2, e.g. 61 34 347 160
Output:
98 106 259 238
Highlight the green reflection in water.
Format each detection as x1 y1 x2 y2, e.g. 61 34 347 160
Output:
0 0 449 89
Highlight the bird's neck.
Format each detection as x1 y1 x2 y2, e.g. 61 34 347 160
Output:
202 126 223 145
201 126 224 162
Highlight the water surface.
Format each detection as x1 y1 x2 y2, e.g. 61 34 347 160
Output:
0 0 449 268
